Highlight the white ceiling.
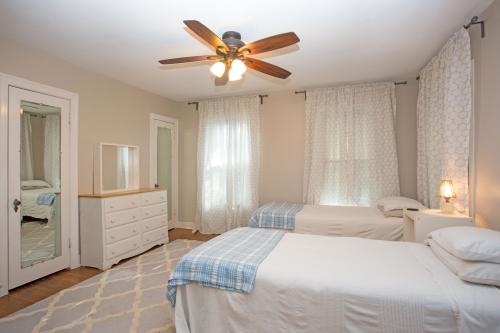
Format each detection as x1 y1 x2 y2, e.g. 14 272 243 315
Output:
0 0 492 101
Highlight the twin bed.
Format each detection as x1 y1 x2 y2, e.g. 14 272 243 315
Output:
249 201 406 240
20 180 56 221
168 198 500 332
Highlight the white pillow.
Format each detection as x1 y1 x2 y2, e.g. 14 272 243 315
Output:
428 239 500 287
429 227 500 264
21 180 51 190
376 196 425 212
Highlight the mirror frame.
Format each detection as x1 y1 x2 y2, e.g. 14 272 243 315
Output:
93 142 140 194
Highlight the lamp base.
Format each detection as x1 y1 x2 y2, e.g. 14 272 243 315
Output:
440 198 455 214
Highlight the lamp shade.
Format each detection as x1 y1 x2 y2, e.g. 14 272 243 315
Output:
439 179 456 199
210 61 226 78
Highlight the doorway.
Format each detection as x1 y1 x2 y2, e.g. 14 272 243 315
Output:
149 113 178 225
0 74 79 296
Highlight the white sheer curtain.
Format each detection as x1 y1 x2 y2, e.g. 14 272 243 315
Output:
195 95 260 234
303 82 400 207
44 115 61 189
417 28 471 212
116 147 129 189
21 114 34 180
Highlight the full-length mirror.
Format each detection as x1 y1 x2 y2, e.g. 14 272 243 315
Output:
94 143 139 193
20 101 62 268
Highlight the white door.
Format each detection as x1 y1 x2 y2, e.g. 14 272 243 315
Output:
8 87 70 289
150 115 178 224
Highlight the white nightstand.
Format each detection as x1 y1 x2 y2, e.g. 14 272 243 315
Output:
403 209 473 242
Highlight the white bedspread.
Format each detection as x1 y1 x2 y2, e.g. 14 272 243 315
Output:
295 205 404 240
21 188 55 220
175 233 500 333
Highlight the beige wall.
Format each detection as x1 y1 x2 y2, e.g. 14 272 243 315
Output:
0 36 183 197
472 0 500 230
259 84 418 205
177 104 199 223
0 36 199 223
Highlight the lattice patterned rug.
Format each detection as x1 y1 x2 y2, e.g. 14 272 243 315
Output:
0 239 202 333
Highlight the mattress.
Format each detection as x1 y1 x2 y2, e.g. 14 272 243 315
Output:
174 233 500 333
20 188 55 220
294 205 404 240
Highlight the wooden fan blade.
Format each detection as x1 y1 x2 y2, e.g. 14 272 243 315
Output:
159 55 217 64
244 58 291 79
184 20 228 51
239 32 299 55
215 66 229 86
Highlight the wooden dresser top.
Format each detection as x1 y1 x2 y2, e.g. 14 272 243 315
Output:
79 188 163 198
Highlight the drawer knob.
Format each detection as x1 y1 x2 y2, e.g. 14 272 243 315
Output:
131 201 136 205
132 216 136 219
111 251 115 255
110 220 115 224
133 243 137 247
145 226 149 229
111 235 115 239
133 229 137 233
110 205 114 209
145 199 149 203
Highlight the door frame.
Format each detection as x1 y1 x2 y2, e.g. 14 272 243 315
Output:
0 73 79 296
149 113 179 225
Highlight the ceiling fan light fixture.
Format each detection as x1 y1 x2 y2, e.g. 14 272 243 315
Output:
210 61 226 78
231 59 246 76
228 67 242 81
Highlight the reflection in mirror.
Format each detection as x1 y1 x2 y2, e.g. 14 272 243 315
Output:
101 144 137 192
20 100 62 268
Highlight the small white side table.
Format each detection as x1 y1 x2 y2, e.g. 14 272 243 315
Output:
403 209 473 242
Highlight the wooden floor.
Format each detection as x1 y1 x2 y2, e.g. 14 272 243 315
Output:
0 228 217 318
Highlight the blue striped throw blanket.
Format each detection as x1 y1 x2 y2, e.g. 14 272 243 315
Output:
248 201 304 230
167 227 284 306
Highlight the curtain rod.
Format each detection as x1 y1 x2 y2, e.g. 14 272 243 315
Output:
464 16 485 38
188 94 269 109
294 81 409 100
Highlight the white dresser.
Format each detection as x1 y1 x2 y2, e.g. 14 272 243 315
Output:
79 189 169 270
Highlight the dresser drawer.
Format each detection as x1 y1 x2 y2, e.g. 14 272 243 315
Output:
142 227 167 245
142 191 167 206
105 208 140 229
105 222 140 244
141 203 167 219
106 236 140 260
104 195 140 213
142 215 167 232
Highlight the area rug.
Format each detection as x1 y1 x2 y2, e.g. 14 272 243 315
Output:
0 239 202 333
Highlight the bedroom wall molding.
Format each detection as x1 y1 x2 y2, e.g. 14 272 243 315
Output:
0 73 79 297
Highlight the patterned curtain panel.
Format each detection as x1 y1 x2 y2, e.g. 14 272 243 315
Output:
303 82 400 207
417 28 471 212
195 95 260 234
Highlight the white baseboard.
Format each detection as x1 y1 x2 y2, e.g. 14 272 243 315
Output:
169 221 195 230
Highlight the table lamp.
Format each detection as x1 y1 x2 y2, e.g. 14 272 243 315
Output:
439 179 456 214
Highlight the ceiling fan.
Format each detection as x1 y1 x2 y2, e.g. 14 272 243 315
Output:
159 20 300 85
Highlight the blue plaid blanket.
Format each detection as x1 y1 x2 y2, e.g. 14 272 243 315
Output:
248 202 304 230
36 192 55 205
167 227 284 306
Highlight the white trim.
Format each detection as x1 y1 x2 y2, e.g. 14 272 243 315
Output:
168 221 195 230
149 113 179 225
0 73 79 295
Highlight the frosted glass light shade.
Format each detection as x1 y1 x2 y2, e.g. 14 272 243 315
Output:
210 62 226 78
228 67 242 81
231 59 246 76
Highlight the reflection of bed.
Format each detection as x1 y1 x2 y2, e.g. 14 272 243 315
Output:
21 187 55 220
174 232 500 333
249 202 404 241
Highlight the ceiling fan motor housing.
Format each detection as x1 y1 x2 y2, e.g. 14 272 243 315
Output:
222 31 245 49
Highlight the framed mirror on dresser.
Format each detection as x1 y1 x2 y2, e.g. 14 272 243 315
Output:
79 143 168 270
